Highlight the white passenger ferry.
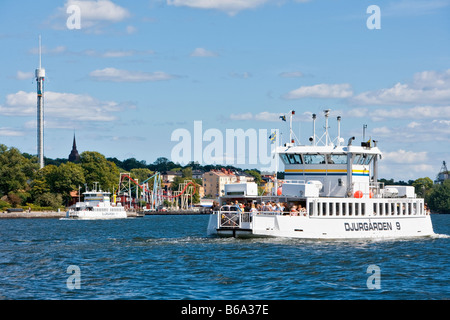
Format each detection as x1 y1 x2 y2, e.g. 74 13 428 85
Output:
207 110 435 239
65 184 127 220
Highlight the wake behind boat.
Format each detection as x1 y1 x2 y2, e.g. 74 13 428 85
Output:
65 183 127 220
207 110 435 239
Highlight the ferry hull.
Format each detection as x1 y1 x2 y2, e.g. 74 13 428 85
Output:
207 213 435 239
66 210 127 220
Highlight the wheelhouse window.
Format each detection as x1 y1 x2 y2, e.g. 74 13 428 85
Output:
304 154 325 164
328 154 347 164
281 153 302 164
353 154 374 165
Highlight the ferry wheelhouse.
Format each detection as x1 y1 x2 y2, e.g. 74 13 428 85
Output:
66 184 127 220
207 110 435 239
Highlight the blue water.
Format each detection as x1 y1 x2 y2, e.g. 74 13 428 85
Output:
0 214 449 300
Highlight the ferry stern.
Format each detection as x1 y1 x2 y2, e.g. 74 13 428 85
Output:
207 206 255 238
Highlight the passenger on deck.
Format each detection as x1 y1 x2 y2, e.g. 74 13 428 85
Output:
250 203 258 216
290 205 299 216
262 201 271 212
299 205 307 215
261 202 266 211
274 203 282 213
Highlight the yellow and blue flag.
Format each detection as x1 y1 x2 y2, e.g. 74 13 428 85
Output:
269 132 276 143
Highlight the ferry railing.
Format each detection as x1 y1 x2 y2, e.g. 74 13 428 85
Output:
282 179 306 184
219 210 241 228
218 208 287 229
370 181 384 198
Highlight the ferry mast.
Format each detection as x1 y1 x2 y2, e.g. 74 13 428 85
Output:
35 35 45 169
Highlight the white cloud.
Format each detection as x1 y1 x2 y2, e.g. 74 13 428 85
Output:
126 25 137 34
89 68 177 82
167 0 270 15
370 118 449 144
230 111 282 121
0 90 130 122
50 0 131 32
101 50 135 58
230 112 253 121
407 121 421 129
229 111 311 122
382 149 428 164
345 107 369 118
29 45 67 55
229 71 252 79
66 0 130 23
347 106 450 121
0 127 25 137
279 71 304 78
15 71 34 80
353 69 450 106
283 83 353 99
372 126 392 135
432 119 450 126
82 49 154 58
385 0 450 17
190 47 219 57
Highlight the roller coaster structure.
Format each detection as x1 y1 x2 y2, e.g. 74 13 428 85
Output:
116 172 197 211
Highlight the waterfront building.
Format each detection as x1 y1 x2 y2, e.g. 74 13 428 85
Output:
202 169 237 198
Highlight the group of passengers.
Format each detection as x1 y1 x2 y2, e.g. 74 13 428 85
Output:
217 200 307 216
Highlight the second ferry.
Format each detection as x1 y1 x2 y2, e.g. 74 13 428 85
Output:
65 183 127 220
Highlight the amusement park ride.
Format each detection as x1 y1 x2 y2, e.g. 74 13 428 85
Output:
115 172 198 212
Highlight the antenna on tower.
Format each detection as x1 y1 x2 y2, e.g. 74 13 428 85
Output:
39 35 42 69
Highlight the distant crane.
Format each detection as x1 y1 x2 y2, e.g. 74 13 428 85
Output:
435 161 449 184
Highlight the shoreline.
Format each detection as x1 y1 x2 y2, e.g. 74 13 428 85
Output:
0 211 140 219
0 211 208 219
0 211 66 219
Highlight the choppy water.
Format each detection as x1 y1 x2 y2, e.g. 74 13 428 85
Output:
0 214 449 300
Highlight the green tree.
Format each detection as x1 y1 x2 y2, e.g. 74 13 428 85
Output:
34 192 63 209
130 168 154 183
182 167 193 178
0 144 38 196
7 192 22 208
81 151 120 192
427 180 450 214
30 165 57 199
122 158 147 171
245 169 262 185
412 177 433 198
53 162 86 204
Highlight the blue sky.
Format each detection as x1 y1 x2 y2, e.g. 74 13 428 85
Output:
0 0 449 181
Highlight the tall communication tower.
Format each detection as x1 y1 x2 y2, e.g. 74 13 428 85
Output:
35 35 45 168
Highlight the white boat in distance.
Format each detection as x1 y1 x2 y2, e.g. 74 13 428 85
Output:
207 110 435 239
65 183 127 220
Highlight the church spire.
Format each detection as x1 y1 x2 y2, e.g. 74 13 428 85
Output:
68 133 80 163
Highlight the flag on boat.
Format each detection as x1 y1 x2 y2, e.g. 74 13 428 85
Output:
269 132 277 143
361 139 372 148
280 115 286 121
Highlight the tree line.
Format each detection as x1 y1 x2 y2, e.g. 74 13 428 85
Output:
0 144 448 213
0 144 253 211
